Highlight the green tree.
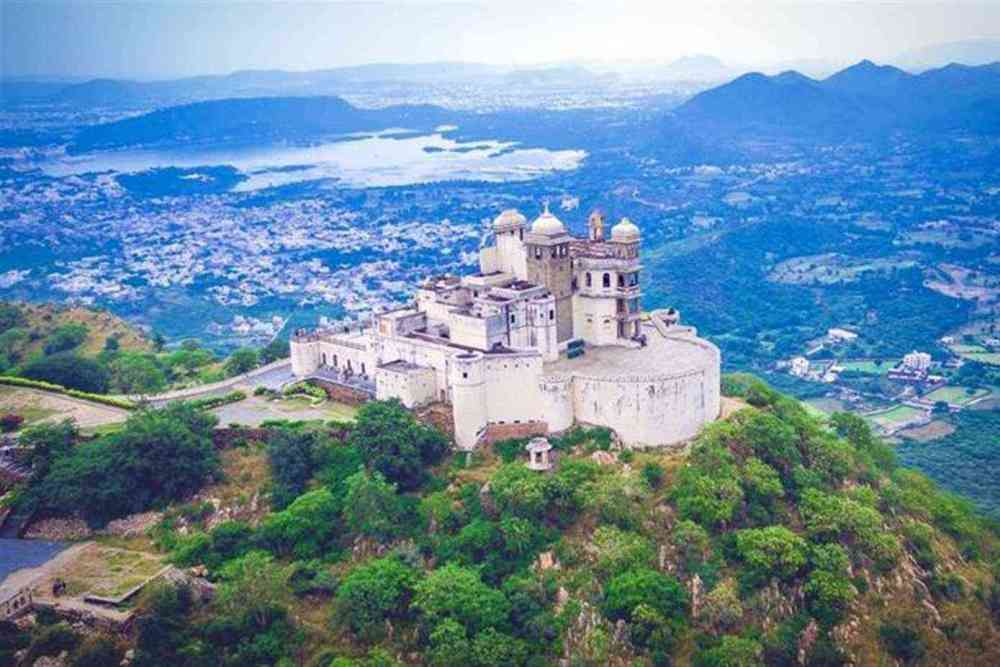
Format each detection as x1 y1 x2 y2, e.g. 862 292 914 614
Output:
740 457 784 523
592 525 655 578
671 519 712 573
0 302 25 333
602 568 688 623
267 428 326 509
224 347 259 376
258 487 340 559
217 551 290 628
413 564 511 636
350 399 448 490
27 403 219 525
694 635 764 667
336 556 418 640
69 636 123 667
260 338 290 364
739 411 801 477
110 353 167 394
879 622 926 665
490 463 547 519
343 470 406 541
21 352 111 393
0 327 30 368
428 619 472 667
43 323 89 355
471 628 527 667
702 578 744 631
20 419 78 482
734 526 808 585
673 465 744 530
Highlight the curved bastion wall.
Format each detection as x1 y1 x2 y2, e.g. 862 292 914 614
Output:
567 366 720 448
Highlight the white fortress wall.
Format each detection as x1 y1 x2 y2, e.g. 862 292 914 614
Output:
539 375 574 432
291 338 320 376
451 352 488 449
316 337 375 376
449 312 506 351
481 352 545 426
375 364 437 408
377 335 455 402
572 295 619 346
572 370 711 447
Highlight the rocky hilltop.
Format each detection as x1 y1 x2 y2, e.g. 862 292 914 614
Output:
3 376 1000 666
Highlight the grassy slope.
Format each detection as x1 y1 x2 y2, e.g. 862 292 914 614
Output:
15 301 152 356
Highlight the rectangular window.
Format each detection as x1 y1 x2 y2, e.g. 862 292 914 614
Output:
510 314 516 324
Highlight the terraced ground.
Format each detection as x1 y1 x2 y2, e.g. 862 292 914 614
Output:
840 359 896 374
924 386 991 405
868 404 926 431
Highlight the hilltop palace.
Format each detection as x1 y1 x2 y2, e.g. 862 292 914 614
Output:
291 207 721 450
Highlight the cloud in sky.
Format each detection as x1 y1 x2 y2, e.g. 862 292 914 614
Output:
3 1 999 79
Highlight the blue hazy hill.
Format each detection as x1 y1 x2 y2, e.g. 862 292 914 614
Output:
70 96 454 153
675 60 1000 137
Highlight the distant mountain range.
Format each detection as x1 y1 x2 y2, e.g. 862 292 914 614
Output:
893 37 1000 71
1 63 513 108
675 60 1000 137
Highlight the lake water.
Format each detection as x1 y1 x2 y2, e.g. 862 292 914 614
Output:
42 130 587 190
0 539 67 584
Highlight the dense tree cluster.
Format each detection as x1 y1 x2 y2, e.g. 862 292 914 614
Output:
19 403 220 526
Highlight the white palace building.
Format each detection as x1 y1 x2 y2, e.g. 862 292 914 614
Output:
291 207 721 450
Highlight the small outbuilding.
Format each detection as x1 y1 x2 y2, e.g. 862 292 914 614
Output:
525 437 554 472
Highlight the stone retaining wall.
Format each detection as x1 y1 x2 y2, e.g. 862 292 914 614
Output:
477 421 548 447
310 379 372 406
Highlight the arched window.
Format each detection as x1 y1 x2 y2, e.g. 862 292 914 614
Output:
586 273 592 287
618 274 625 287
603 273 611 288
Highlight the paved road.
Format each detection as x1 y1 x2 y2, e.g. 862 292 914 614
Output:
146 361 295 407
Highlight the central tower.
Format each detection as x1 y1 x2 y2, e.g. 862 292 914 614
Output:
525 205 574 343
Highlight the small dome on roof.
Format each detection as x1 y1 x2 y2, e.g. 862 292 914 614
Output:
531 205 567 236
610 217 640 242
493 209 526 229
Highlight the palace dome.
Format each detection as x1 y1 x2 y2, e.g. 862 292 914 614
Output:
610 217 640 242
493 209 527 230
531 207 567 236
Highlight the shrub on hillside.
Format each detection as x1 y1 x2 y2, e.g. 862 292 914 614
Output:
335 555 418 640
20 352 111 393
602 567 688 623
350 399 449 490
42 323 89 355
0 413 24 432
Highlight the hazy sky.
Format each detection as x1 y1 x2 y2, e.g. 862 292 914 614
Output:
3 0 1000 79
